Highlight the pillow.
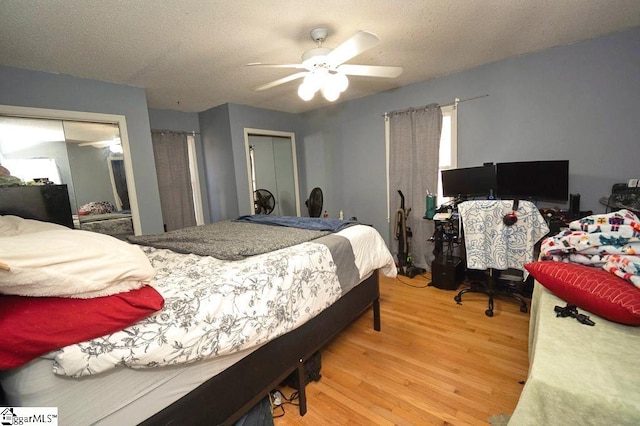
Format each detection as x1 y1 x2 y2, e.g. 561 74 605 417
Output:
525 261 640 325
0 285 164 369
0 229 155 298
78 201 116 215
0 215 68 237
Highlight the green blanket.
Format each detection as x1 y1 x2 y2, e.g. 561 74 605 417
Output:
510 283 640 425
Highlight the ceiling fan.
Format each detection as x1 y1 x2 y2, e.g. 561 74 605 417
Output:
247 28 403 102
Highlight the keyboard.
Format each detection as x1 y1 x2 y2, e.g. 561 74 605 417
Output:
602 183 640 213
612 182 640 195
433 211 453 221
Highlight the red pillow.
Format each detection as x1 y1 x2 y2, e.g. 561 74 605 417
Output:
0 286 164 369
525 261 640 326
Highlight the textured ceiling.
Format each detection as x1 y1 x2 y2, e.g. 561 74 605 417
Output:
1 0 639 114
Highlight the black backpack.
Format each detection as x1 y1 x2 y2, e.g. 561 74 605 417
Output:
281 351 322 390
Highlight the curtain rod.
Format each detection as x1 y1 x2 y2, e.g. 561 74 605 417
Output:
151 129 200 135
382 94 489 117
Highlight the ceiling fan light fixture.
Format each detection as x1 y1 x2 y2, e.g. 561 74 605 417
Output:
333 71 349 93
301 49 331 66
298 83 315 101
321 84 340 102
251 29 400 103
303 70 325 92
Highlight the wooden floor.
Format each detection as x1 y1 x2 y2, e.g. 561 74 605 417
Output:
274 272 530 425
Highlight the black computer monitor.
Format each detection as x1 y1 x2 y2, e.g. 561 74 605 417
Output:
496 160 569 202
441 165 497 198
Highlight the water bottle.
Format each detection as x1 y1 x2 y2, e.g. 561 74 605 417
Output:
426 193 437 220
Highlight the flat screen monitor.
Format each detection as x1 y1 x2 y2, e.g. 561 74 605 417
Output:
441 165 497 198
496 160 569 202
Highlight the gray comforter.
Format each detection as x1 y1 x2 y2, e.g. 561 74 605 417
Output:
128 221 330 260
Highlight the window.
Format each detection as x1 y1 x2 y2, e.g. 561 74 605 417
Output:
2 158 61 184
437 105 457 204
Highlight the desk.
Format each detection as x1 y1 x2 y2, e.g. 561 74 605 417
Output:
429 212 460 259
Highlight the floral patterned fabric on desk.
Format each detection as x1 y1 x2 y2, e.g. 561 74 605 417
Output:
458 200 549 277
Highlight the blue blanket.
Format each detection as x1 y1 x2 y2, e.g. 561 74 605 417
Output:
235 214 357 232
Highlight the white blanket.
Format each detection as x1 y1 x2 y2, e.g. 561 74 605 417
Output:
541 209 640 287
0 228 154 298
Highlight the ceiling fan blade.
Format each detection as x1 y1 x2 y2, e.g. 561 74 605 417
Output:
246 62 307 69
326 31 381 67
253 72 308 91
337 64 403 78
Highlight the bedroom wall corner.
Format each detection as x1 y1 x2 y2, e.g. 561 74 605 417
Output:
198 104 238 222
225 103 305 218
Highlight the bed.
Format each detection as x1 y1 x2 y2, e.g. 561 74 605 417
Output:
74 200 134 238
509 282 640 425
74 211 134 238
510 209 640 425
0 209 396 425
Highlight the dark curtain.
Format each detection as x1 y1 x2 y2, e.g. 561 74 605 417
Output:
111 159 130 210
151 131 196 231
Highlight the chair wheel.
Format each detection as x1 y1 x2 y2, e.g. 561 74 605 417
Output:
454 295 462 304
520 305 528 313
485 309 494 317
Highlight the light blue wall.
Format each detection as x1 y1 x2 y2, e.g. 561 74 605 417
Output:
300 101 389 228
148 108 200 133
300 27 640 240
3 27 638 241
66 142 117 208
196 103 306 222
198 104 237 222
0 65 164 234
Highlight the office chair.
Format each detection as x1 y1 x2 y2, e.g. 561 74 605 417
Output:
454 199 549 317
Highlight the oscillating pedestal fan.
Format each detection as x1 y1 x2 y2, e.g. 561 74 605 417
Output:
254 189 275 214
305 187 323 217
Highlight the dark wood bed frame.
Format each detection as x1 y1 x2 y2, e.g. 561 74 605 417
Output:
1 192 382 426
140 271 381 426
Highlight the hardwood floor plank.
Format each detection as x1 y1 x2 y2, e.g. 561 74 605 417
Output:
274 272 529 425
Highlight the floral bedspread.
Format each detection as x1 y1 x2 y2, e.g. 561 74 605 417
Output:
541 209 640 287
52 241 344 377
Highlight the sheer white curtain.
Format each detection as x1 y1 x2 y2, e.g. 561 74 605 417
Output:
388 104 442 270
